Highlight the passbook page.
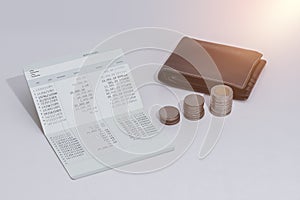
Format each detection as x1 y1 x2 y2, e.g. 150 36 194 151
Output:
24 49 173 179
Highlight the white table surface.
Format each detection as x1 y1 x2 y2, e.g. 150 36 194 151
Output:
1 0 300 199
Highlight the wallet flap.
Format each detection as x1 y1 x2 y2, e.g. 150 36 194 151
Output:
164 37 263 89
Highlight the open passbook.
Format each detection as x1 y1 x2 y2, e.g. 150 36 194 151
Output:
24 49 173 179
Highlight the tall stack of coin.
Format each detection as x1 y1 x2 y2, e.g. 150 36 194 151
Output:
183 94 205 120
210 85 233 117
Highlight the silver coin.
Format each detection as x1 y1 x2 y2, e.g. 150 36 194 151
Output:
211 85 233 98
184 94 204 107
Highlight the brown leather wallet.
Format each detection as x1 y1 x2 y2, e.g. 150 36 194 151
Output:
157 37 266 100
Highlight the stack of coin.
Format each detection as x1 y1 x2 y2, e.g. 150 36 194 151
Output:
183 94 205 120
210 85 233 117
159 106 180 125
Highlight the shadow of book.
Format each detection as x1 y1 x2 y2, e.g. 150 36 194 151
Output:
7 75 43 132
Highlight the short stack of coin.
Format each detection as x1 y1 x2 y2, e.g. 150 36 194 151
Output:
210 85 233 117
159 106 180 125
183 94 205 120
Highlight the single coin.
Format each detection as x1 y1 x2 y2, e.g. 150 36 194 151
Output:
159 106 180 125
184 94 205 107
211 85 233 98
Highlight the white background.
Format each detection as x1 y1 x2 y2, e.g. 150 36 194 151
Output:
1 0 300 199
